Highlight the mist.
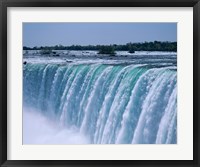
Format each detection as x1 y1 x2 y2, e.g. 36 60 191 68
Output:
23 108 90 144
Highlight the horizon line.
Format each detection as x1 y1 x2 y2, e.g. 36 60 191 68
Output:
23 41 177 48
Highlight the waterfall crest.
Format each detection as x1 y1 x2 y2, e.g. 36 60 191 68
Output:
23 63 177 144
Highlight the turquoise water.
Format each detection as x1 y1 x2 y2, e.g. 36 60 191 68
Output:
23 62 177 144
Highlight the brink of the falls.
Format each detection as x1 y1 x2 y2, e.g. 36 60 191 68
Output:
23 61 177 144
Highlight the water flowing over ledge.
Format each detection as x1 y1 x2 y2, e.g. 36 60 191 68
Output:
23 62 177 144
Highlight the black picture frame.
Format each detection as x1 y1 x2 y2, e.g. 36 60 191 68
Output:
0 0 199 166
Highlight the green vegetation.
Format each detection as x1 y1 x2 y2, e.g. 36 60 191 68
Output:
40 47 53 54
127 43 136 53
23 41 177 52
98 45 116 55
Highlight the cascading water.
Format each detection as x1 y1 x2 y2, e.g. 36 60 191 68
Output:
23 57 177 144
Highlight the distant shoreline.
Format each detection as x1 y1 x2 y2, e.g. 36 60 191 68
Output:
23 41 177 52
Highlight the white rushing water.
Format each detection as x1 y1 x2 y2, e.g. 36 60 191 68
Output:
23 52 177 144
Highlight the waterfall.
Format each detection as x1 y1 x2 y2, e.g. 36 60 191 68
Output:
23 63 177 144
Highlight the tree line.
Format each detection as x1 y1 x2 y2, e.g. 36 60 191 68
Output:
23 41 177 53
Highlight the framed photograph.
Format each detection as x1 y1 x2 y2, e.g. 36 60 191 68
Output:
0 0 199 166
